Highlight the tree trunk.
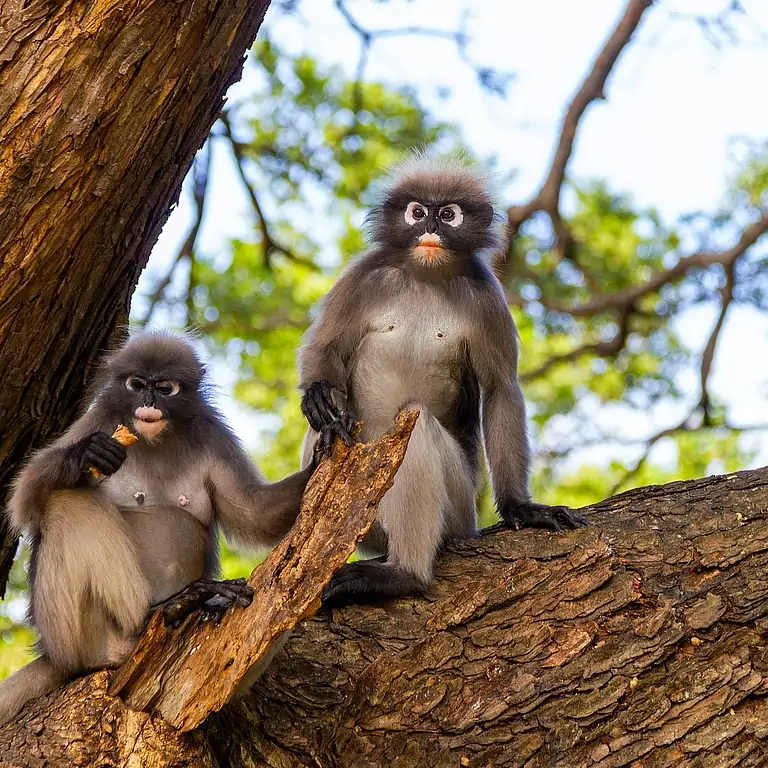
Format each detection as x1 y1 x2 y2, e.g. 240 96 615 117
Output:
0 0 272 591
2 467 768 766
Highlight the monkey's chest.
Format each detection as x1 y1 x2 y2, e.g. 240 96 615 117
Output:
99 468 213 528
350 304 468 430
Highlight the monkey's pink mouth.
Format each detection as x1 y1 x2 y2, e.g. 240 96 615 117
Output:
133 407 167 439
413 235 448 264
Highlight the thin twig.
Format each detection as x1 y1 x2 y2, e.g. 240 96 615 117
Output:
507 0 654 242
138 148 211 325
220 111 318 271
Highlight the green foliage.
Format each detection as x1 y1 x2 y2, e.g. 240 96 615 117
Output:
3 21 767 677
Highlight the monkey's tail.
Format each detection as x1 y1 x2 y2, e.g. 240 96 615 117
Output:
0 656 65 727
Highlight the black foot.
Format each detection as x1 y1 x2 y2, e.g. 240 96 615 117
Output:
500 500 590 532
322 561 426 608
301 380 356 454
149 578 254 628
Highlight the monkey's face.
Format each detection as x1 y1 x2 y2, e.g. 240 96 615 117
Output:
369 188 496 265
123 375 180 441
403 201 473 265
99 371 201 443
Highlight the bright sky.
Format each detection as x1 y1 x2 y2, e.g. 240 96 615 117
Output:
136 0 768 470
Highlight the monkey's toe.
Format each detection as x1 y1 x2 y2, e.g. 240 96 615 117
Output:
153 578 254 627
501 501 590 532
322 562 425 607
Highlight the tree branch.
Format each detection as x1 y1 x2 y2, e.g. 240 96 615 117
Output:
513 208 768 317
520 305 632 383
219 111 318 271
137 148 211 326
507 0 654 241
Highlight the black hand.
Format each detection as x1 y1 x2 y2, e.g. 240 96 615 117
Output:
150 578 254 628
62 431 127 484
301 380 356 452
499 500 590 532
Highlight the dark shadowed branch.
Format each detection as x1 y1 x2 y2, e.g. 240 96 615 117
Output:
505 0 654 245
219 111 318 271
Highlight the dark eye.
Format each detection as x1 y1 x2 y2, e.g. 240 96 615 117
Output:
438 204 463 227
405 201 428 226
156 380 180 396
126 376 146 392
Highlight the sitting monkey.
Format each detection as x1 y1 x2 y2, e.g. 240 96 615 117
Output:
299 153 589 606
0 331 313 725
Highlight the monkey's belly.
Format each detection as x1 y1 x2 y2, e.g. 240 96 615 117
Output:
121 507 207 602
350 326 464 438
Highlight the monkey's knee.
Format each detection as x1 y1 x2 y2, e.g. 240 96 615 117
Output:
36 491 150 648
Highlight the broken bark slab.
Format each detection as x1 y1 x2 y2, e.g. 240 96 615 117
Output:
0 409 417 764
204 467 768 767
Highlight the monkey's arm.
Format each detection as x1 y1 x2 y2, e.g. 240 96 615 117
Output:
206 427 314 550
298 266 373 449
7 412 126 534
472 283 589 532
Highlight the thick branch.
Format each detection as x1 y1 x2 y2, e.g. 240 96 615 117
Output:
4 462 768 765
211 467 768 767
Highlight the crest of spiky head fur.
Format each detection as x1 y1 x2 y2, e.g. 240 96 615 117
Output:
365 151 504 268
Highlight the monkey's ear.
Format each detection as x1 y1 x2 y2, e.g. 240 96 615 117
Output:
477 203 494 227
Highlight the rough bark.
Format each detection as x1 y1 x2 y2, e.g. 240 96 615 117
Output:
208 467 768 767
0 0 272 592
3 467 768 765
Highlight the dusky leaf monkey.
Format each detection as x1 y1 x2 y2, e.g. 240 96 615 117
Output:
299 153 589 607
0 331 314 725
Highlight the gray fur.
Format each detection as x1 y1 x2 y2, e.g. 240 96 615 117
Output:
299 154 558 602
0 331 311 725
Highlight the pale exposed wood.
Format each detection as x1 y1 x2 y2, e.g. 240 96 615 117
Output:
0 410 418 764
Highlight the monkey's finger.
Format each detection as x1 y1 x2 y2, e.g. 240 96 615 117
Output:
91 432 128 458
303 388 336 432
332 418 354 447
310 390 338 426
203 579 254 606
320 425 335 454
343 411 357 435
87 441 126 468
302 398 327 433
84 452 122 477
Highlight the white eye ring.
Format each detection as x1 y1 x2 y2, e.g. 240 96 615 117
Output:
404 201 427 226
156 380 181 396
126 376 147 392
439 204 463 227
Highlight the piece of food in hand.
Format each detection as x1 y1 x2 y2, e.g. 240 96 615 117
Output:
89 425 138 479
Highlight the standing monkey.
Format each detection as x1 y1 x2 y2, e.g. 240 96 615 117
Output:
299 153 589 606
0 331 313 725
